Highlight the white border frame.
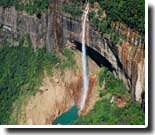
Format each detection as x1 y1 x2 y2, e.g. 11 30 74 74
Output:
0 0 148 129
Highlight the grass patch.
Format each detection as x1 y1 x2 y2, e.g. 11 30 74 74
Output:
61 48 76 70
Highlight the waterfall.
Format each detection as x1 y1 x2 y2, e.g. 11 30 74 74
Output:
80 3 89 111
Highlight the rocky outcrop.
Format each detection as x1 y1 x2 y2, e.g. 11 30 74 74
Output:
110 95 127 108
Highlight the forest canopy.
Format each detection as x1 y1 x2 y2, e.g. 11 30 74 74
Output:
0 0 144 35
97 0 145 35
69 0 145 36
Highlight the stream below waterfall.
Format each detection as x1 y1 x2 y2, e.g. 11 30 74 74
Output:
52 106 79 125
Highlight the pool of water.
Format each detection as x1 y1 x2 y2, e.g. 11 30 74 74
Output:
52 106 79 125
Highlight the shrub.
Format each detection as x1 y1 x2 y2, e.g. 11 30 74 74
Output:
61 48 76 70
73 67 144 125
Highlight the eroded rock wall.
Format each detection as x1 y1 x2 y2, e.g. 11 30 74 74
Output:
119 42 144 102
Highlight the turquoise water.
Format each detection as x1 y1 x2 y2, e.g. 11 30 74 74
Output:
52 106 79 125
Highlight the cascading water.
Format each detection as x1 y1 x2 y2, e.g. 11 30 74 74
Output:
80 3 89 111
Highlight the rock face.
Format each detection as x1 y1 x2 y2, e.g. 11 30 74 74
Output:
0 7 47 50
0 5 145 103
120 42 144 102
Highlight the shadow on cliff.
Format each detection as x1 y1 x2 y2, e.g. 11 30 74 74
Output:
72 40 115 72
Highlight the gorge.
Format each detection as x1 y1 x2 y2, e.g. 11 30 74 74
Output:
0 0 145 125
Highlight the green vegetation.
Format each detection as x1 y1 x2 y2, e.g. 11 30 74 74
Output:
0 35 76 124
0 45 42 124
73 68 144 125
63 5 82 17
0 0 49 15
74 99 144 125
61 48 76 70
98 68 128 97
99 0 145 35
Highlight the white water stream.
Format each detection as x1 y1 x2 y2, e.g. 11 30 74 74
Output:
80 3 89 111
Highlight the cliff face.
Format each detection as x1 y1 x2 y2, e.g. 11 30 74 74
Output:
111 19 145 103
0 7 47 50
119 42 145 102
0 6 145 103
